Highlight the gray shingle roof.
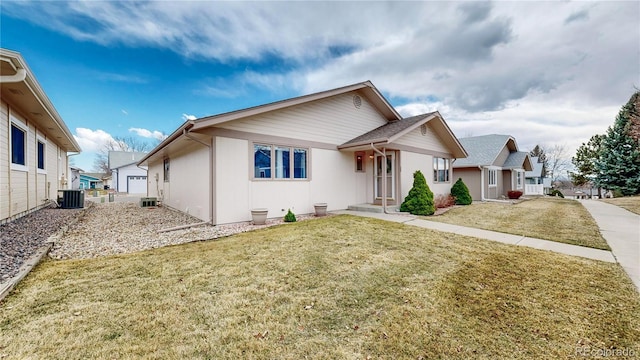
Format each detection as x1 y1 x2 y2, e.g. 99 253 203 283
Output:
525 156 545 178
453 134 513 167
503 151 529 169
340 112 436 147
109 151 148 169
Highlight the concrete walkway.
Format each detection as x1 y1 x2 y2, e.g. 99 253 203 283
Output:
579 200 640 291
334 210 616 264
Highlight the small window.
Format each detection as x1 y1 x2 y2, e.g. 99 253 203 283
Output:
294 148 307 179
275 146 290 178
163 158 170 181
433 157 450 183
37 141 45 170
254 144 272 178
489 169 497 187
355 152 365 172
516 171 523 189
11 124 26 166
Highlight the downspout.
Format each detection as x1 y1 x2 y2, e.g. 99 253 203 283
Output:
370 143 391 214
479 166 486 201
183 128 213 224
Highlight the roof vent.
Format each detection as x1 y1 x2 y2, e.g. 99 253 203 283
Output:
421 124 427 135
353 95 362 109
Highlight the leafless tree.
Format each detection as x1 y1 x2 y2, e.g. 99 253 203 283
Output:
92 136 152 173
546 144 572 183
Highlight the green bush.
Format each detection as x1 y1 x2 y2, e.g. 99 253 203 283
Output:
550 189 565 198
450 178 472 205
284 209 297 222
400 170 435 215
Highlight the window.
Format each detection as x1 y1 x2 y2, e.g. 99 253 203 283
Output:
516 171 523 189
253 143 308 180
433 157 450 183
488 169 497 187
355 152 365 172
11 123 26 166
37 141 45 170
163 158 170 181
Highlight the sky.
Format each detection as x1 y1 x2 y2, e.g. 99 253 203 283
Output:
1 1 638 172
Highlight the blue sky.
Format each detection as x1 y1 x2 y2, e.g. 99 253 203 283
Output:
1 1 638 172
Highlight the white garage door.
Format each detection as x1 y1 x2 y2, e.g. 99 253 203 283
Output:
127 176 147 194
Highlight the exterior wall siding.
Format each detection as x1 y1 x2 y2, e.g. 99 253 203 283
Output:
394 123 450 154
216 92 388 145
215 137 250 224
1 101 70 223
452 168 482 201
164 142 210 221
493 146 511 167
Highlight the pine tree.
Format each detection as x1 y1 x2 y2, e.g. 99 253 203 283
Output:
450 178 472 205
595 92 640 195
400 170 435 215
571 134 604 187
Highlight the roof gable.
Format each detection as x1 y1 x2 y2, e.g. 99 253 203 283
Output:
453 134 517 167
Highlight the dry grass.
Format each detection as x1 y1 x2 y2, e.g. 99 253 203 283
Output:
1 215 638 359
428 197 610 250
601 196 640 215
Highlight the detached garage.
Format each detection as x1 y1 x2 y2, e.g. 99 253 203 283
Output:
109 151 148 194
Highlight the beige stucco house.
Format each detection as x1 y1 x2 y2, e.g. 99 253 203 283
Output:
138 81 467 224
453 134 533 201
1 48 81 223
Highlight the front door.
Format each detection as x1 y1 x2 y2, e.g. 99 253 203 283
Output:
374 152 395 202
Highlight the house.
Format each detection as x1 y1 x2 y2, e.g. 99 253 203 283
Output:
108 151 148 194
1 48 81 223
137 81 467 224
524 156 551 195
79 173 104 190
452 134 533 201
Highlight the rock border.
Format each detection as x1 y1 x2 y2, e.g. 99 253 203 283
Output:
0 202 91 303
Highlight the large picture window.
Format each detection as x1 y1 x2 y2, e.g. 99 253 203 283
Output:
433 157 450 183
254 143 307 180
11 123 26 166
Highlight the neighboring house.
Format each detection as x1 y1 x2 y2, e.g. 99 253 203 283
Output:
108 151 148 194
453 134 533 201
79 173 104 190
524 156 550 195
1 48 81 223
70 166 82 190
138 81 467 224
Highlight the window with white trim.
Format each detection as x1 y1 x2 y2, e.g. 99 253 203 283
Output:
433 157 450 183
488 169 497 187
253 143 308 180
516 171 523 189
11 123 27 167
37 140 45 170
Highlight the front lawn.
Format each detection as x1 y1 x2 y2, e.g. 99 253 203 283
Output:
1 215 637 359
428 198 610 250
601 196 640 215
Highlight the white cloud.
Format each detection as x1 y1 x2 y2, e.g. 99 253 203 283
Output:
73 128 116 152
181 114 196 121
128 127 167 141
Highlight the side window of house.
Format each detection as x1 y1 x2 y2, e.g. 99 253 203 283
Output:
433 157 450 182
254 143 308 180
37 141 45 170
163 158 170 181
516 171 523 189
11 123 26 166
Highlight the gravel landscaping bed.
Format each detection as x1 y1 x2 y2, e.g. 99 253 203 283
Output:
49 202 317 260
0 203 83 282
